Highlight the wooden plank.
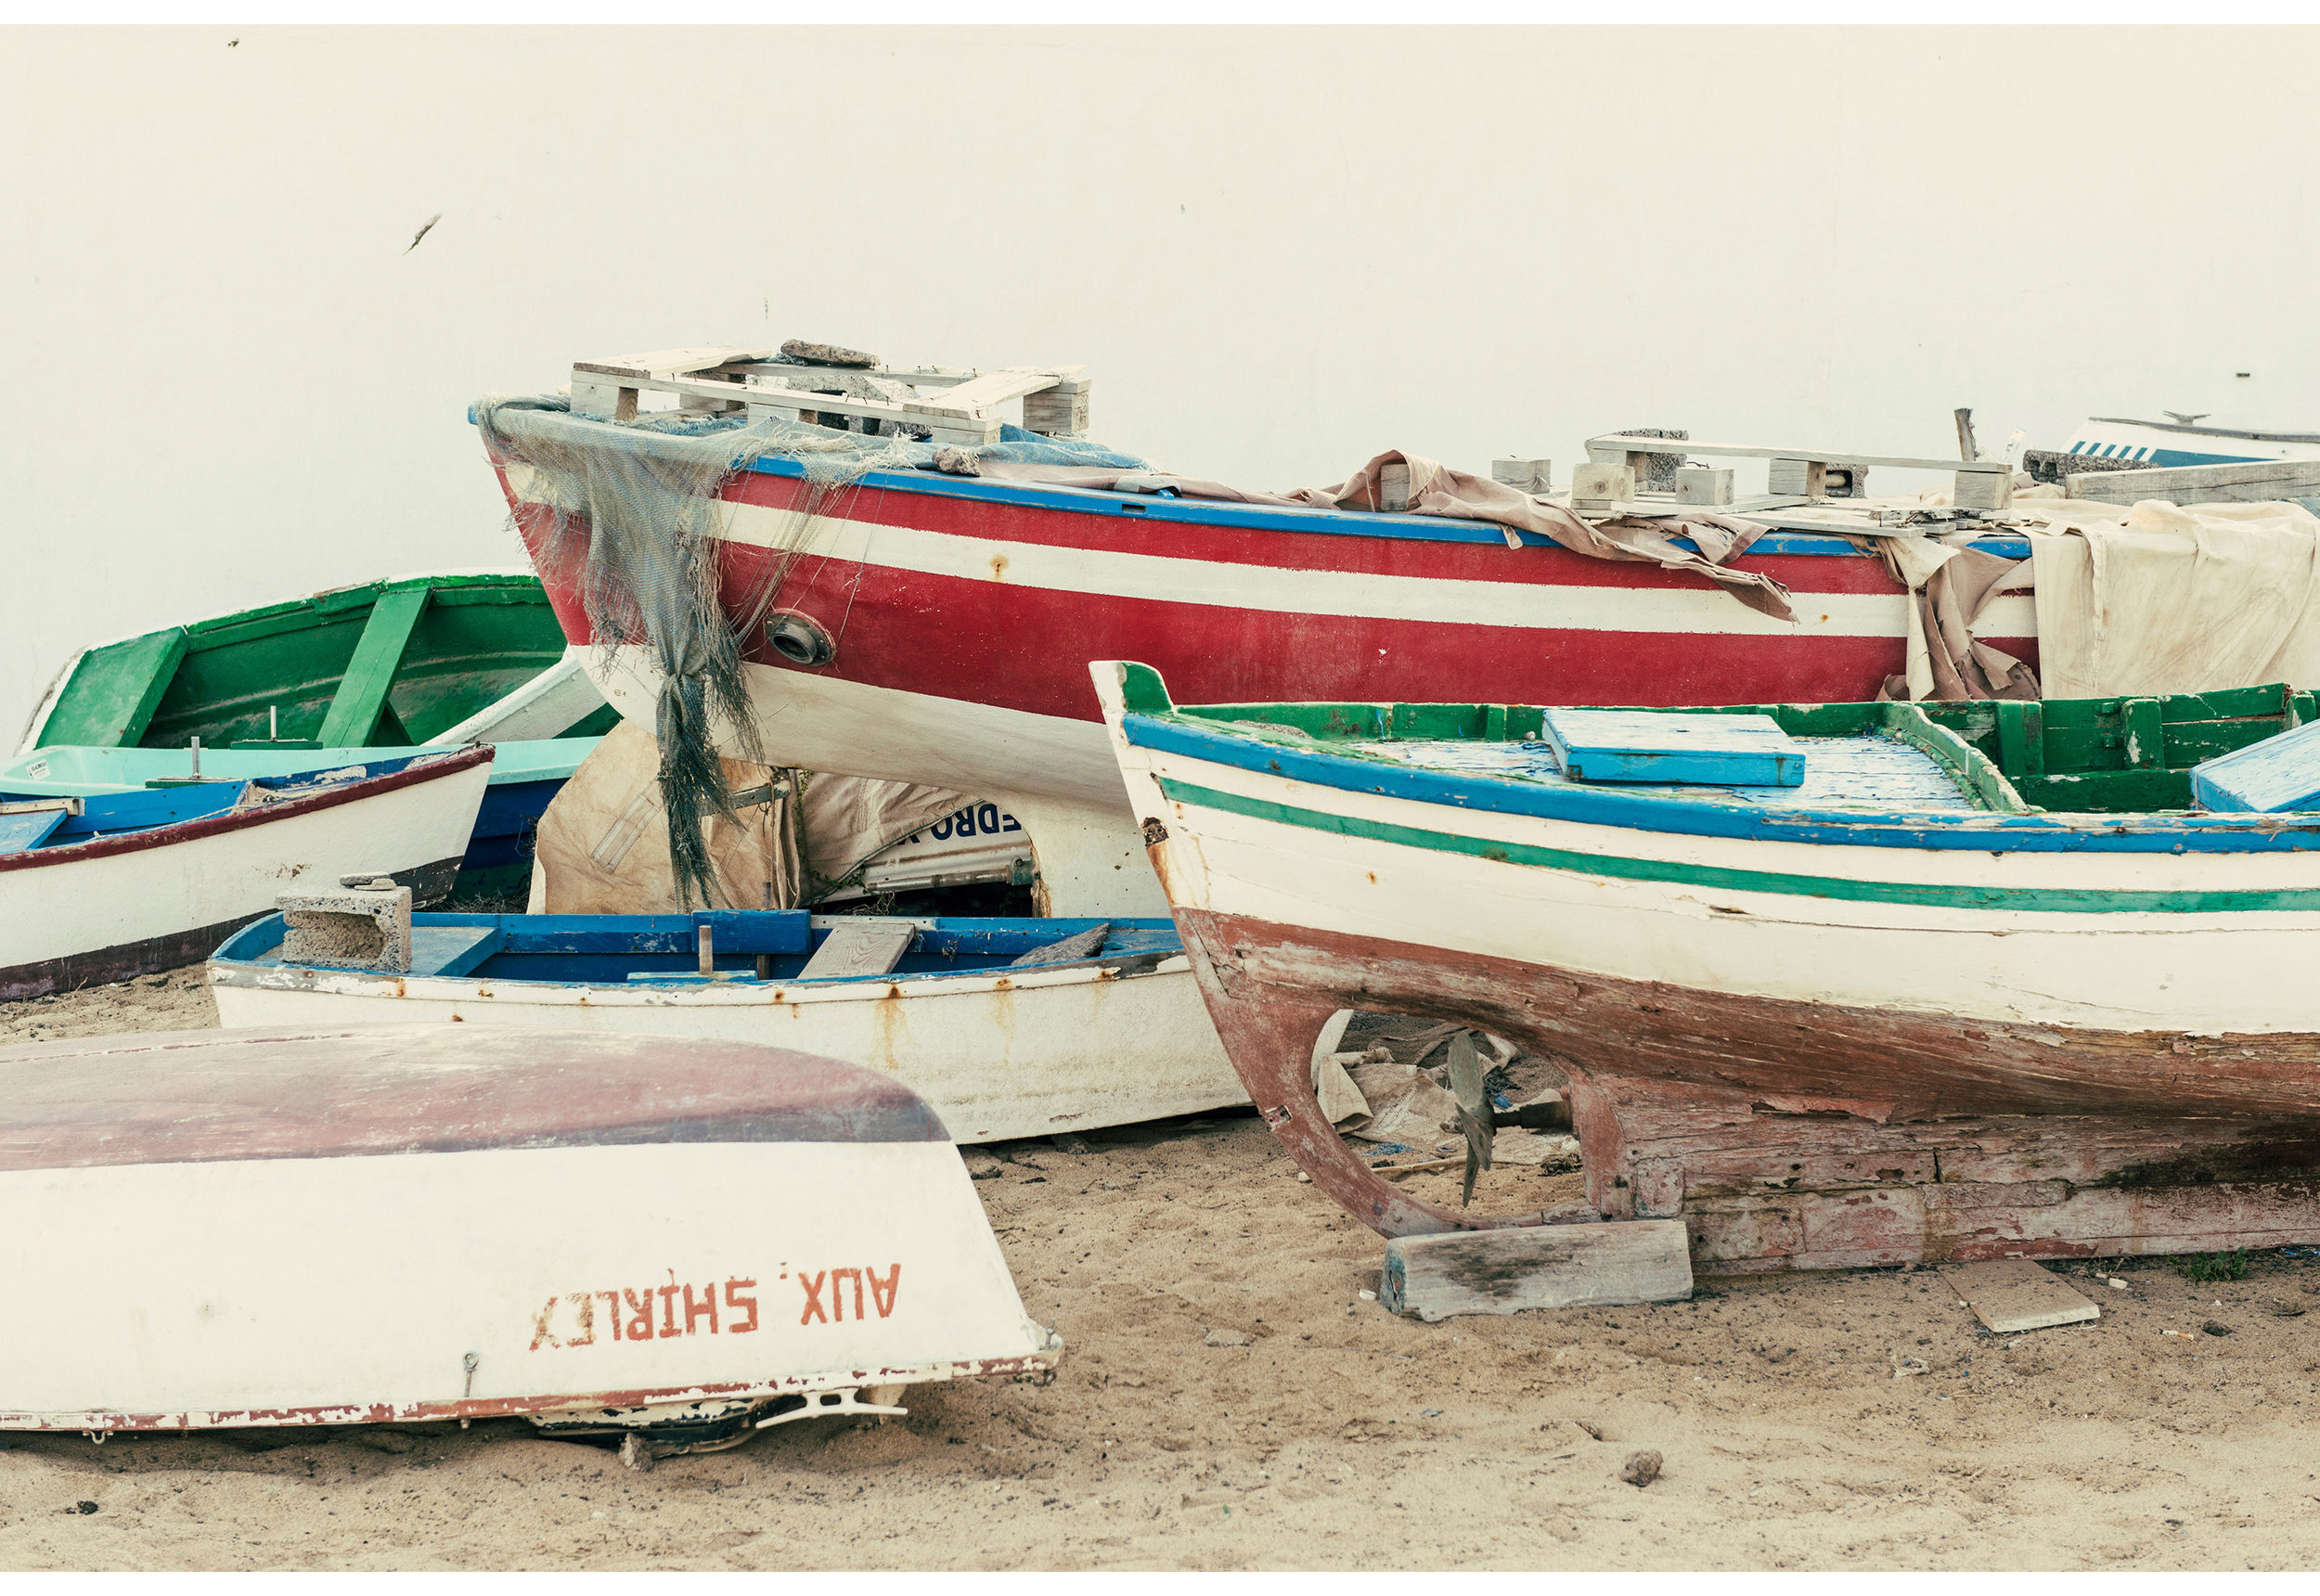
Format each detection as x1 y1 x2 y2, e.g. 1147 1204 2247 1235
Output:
1379 1220 1694 1322
316 586 432 749
2065 456 2320 506
795 920 915 980
1994 699 2044 779
0 810 68 855
404 924 503 979
903 366 1082 421
574 347 771 380
36 628 190 748
1935 1257 2100 1333
1588 432 2006 475
2121 698 2165 769
2192 720 2320 812
1540 708 1805 787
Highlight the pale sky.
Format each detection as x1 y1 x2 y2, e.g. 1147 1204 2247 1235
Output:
6 24 2315 741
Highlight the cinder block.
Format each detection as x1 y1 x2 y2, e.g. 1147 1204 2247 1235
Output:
1674 466 1734 507
279 878 413 972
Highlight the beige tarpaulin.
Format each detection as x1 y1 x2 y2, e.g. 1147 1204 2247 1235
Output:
958 449 1797 622
2029 499 2320 699
525 721 973 914
1863 535 2040 703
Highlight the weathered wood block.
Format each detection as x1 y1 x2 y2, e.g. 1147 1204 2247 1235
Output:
1936 1257 2100 1333
1024 387 1089 436
1380 1220 1693 1321
1766 457 1826 497
2192 719 2320 812
1378 462 1413 512
1953 468 2014 510
1674 466 1734 507
1492 457 1552 494
1570 463 1634 508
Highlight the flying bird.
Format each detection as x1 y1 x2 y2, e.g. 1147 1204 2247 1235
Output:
2163 410 2211 426
405 213 442 255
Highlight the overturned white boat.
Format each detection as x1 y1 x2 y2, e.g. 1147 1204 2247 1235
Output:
0 1023 1061 1454
208 907 1246 1143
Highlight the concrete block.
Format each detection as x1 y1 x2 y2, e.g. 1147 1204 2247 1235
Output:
279 878 413 972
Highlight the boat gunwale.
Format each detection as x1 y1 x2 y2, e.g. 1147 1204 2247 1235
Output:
1116 700 2320 855
0 746 493 875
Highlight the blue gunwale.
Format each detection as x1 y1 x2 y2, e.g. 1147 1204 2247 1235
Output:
1123 712 2320 856
471 409 2028 560
212 913 1185 986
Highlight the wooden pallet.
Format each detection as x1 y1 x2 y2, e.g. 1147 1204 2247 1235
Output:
567 345 1090 446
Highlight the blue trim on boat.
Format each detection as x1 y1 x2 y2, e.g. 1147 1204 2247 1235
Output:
1121 713 2320 856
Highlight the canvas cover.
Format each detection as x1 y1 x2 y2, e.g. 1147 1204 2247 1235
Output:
525 722 972 914
2027 499 2320 699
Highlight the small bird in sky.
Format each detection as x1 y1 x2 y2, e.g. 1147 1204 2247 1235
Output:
405 213 443 255
2163 410 2211 426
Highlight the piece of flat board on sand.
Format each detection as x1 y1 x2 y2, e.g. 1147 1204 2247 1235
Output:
1937 1257 2101 1332
1379 1219 1693 1322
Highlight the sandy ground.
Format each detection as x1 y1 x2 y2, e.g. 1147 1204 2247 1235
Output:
6 972 2320 1570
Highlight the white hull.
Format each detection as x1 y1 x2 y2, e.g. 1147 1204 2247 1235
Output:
212 951 1245 1143
0 1139 1045 1429
0 758 489 997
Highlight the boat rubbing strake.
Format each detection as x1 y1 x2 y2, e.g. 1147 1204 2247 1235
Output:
0 1024 1060 1448
1094 660 2320 1272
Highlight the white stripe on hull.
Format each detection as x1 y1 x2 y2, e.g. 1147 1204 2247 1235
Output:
586 649 1167 915
1119 742 2320 1037
680 490 2038 639
0 765 489 976
0 1141 1042 1427
212 956 1244 1144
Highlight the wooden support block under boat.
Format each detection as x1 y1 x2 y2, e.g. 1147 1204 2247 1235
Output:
1379 1221 1693 1322
0 1024 1059 1435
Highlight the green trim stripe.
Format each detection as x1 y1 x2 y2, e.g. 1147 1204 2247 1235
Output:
1157 777 2320 915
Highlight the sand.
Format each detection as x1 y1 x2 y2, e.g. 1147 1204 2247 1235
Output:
6 971 2320 1571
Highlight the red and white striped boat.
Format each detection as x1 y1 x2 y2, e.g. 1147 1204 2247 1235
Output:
484 360 2037 915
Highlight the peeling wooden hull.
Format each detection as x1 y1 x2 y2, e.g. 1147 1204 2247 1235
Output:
1093 663 2320 1269
0 1025 1058 1432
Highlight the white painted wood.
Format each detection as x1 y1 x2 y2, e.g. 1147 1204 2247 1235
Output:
0 1141 1047 1429
1937 1257 2100 1332
797 920 913 980
1571 463 1636 507
212 947 1243 1145
1090 666 2320 1039
1491 458 1552 494
0 759 489 986
1675 467 1734 506
1590 433 2007 475
574 348 772 380
1379 1220 1694 1321
1953 469 2014 510
2064 457 2320 506
903 366 1083 421
1378 462 1413 513
430 650 607 745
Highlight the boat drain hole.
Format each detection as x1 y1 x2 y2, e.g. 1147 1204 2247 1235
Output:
766 610 837 668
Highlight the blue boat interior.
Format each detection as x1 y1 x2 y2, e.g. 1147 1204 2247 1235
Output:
213 913 1184 986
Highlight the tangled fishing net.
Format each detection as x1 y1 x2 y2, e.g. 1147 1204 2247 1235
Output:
475 384 1146 909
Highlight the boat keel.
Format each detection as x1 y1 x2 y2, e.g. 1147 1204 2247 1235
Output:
1177 906 2320 1270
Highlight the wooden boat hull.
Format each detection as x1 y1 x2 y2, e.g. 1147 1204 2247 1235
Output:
493 453 2037 915
1094 663 2320 1271
0 749 491 1000
0 1025 1057 1432
19 571 616 755
210 915 1245 1144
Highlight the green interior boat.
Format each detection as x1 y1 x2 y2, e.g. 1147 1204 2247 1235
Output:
1173 681 2316 815
25 573 620 753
